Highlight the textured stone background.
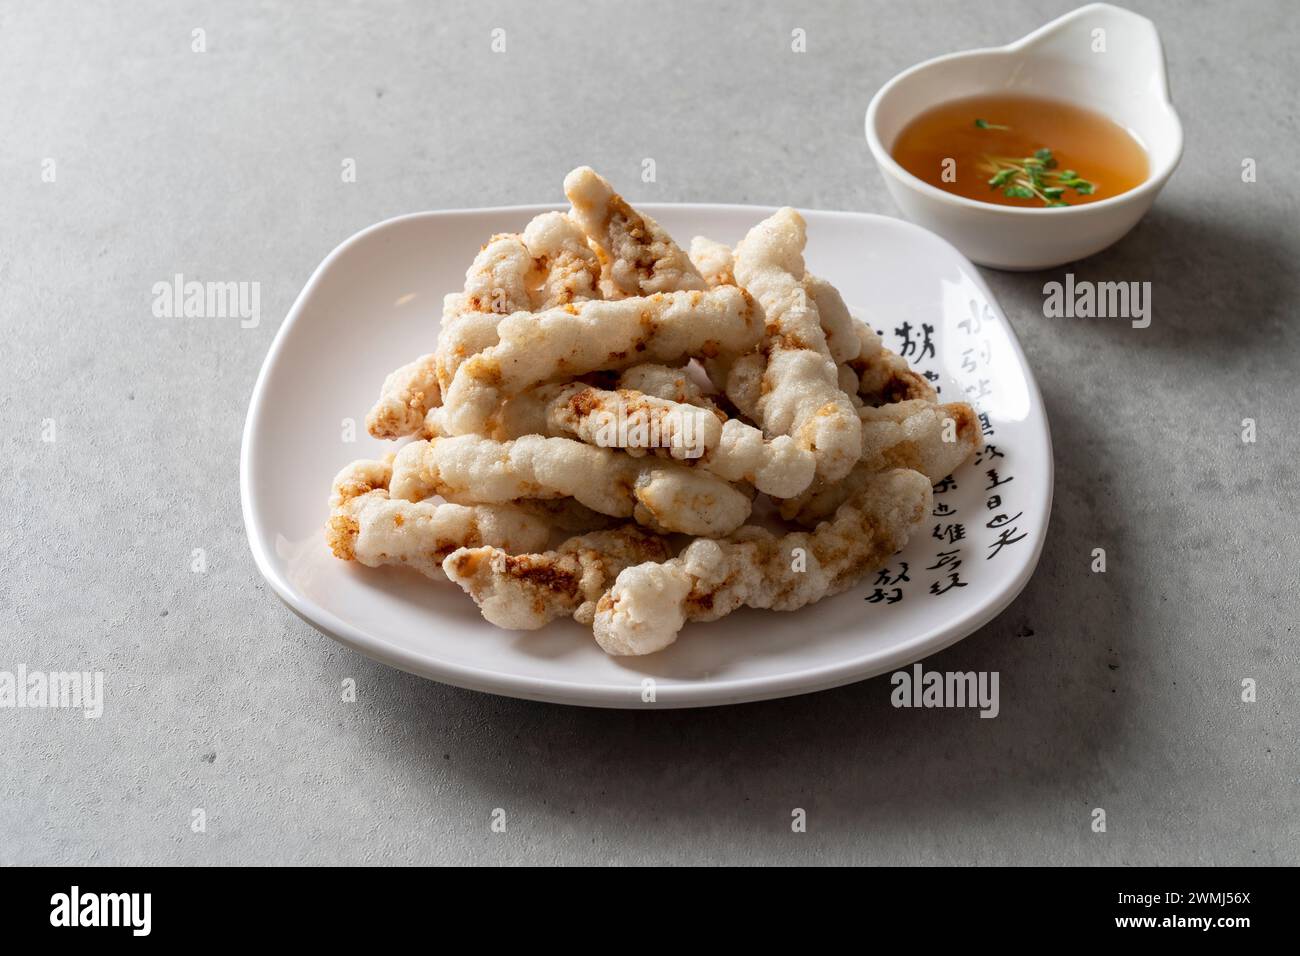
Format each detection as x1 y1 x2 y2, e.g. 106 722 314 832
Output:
2 0 1296 865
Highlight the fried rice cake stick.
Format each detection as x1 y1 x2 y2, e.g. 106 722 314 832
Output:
369 213 606 441
433 310 504 396
591 468 933 656
494 382 816 498
521 211 602 309
615 363 717 407
443 212 601 318
510 498 617 535
444 233 536 318
839 318 937 406
388 434 753 537
439 287 762 436
779 400 982 524
564 166 706 296
688 236 735 288
730 208 862 481
502 382 723 458
326 458 550 580
443 525 673 630
367 353 441 440
548 384 813 497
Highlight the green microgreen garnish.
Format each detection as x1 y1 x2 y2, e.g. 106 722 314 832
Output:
974 118 1010 130
976 144 1096 207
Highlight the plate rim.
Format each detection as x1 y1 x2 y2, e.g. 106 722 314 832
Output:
240 203 1054 709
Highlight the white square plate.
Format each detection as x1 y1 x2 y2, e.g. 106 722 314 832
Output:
241 205 1053 708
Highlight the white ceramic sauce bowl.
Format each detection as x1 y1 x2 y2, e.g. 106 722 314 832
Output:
865 3 1183 271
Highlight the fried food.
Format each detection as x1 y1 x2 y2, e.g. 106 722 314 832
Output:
366 353 440 440
328 166 984 657
537 383 722 458
492 365 722 441
843 316 938 405
591 469 933 655
564 166 706 296
490 381 813 496
444 212 600 318
365 211 603 443
432 310 504 401
730 208 862 480
388 434 753 537
779 400 982 524
689 236 735 287
520 211 602 308
510 497 617 534
444 525 673 630
327 458 550 580
439 286 761 436
444 233 535 318
615 363 717 407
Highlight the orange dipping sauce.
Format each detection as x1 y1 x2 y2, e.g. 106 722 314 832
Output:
891 94 1148 208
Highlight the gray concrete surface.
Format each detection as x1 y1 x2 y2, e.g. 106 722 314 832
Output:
2 0 1297 866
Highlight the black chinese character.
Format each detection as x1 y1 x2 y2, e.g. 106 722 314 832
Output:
895 321 916 358
932 523 967 544
929 573 967 595
926 549 963 571
987 527 1028 559
918 323 936 360
985 469 1012 490
873 562 910 586
986 511 1023 529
